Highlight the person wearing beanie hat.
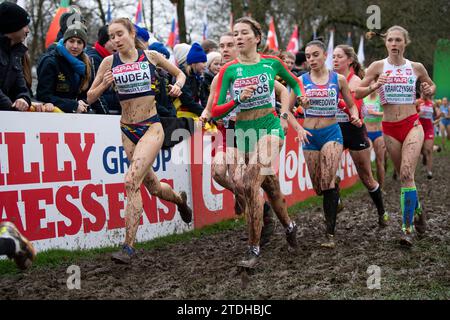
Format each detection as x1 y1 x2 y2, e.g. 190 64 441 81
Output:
0 1 31 35
149 42 170 60
36 22 92 113
206 51 222 75
134 24 150 47
187 42 207 65
173 43 191 67
85 25 120 114
0 1 32 111
63 22 88 47
57 5 85 41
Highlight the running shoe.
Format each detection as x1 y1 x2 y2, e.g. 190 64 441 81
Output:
260 202 275 247
177 191 192 224
237 247 259 269
320 234 336 249
414 206 427 235
400 225 414 247
378 211 390 227
285 222 298 248
426 171 433 180
0 222 36 270
111 244 136 264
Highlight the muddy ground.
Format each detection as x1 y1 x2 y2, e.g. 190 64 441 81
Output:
0 154 449 300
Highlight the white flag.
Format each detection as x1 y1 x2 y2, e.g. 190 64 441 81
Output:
325 30 335 71
357 35 365 66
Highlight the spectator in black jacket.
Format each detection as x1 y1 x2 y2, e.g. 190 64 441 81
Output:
86 25 121 114
37 22 92 113
0 1 32 111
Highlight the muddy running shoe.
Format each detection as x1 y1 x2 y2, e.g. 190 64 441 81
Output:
111 244 136 264
260 202 275 247
426 171 433 180
0 222 36 270
237 247 259 269
285 222 298 248
378 212 390 227
177 191 192 224
320 234 336 249
399 228 414 247
414 207 427 235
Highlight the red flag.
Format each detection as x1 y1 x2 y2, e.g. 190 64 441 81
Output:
267 17 278 51
45 0 70 48
135 0 143 25
286 25 299 54
166 17 179 48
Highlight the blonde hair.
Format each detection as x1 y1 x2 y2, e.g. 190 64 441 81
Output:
366 25 411 46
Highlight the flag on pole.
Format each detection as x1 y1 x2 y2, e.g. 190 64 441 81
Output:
357 35 365 66
346 31 353 47
135 0 143 25
166 16 179 48
286 25 299 54
106 0 112 23
202 8 208 40
267 16 279 51
325 29 335 70
45 0 70 48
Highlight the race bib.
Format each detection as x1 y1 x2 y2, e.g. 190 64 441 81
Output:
232 73 272 111
113 61 153 95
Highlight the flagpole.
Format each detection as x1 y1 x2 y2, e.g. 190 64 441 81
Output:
150 0 154 33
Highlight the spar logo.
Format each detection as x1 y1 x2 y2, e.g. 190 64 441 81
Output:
259 74 268 83
234 76 259 88
328 88 337 98
113 62 141 74
408 77 415 85
140 62 149 70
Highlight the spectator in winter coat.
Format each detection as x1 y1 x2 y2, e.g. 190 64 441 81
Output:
0 1 31 111
37 22 92 113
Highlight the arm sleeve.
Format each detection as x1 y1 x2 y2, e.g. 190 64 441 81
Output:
0 89 13 110
211 64 238 120
273 57 303 97
36 59 78 113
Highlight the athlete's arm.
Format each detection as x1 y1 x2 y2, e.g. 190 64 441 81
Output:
355 60 385 99
339 75 362 127
87 56 113 105
201 75 218 121
414 62 436 97
211 64 240 120
146 50 186 97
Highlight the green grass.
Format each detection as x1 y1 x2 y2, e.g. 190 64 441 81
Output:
1 138 448 276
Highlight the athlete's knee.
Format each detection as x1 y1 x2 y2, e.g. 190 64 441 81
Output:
212 163 227 181
143 175 161 195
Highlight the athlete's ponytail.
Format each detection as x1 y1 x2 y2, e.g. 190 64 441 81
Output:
366 25 411 46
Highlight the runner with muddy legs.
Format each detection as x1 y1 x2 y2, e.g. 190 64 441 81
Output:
292 40 362 248
333 45 389 227
211 17 309 268
356 26 436 246
87 18 192 264
201 32 283 246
